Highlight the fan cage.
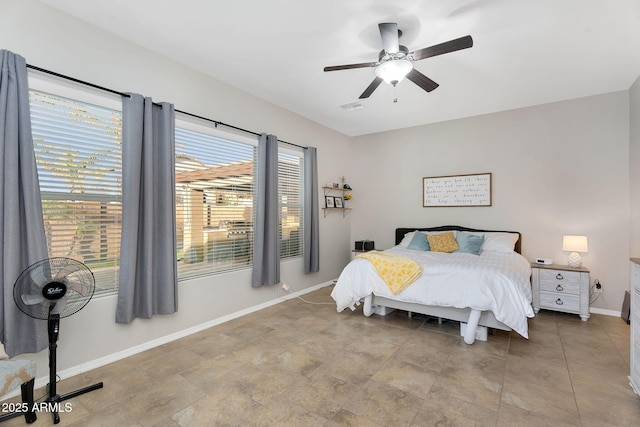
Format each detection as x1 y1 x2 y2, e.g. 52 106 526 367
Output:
13 257 96 320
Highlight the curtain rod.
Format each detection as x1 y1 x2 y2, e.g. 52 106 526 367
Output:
26 64 304 150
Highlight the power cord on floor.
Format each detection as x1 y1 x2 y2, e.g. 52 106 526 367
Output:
277 281 335 305
295 295 334 305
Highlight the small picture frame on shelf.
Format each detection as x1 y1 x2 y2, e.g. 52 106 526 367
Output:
334 197 343 208
325 196 334 208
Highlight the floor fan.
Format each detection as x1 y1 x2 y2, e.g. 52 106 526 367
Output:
13 257 104 424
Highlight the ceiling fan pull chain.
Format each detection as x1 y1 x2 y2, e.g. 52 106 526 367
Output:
393 85 398 103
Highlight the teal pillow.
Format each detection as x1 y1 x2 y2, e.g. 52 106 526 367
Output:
456 232 484 255
407 232 430 251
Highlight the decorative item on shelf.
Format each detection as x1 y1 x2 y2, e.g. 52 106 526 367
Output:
343 192 352 208
340 176 352 190
325 195 334 208
562 235 588 268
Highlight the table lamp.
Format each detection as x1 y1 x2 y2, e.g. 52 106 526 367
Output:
562 235 588 268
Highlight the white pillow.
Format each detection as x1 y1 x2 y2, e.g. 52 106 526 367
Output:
484 232 519 252
466 232 519 252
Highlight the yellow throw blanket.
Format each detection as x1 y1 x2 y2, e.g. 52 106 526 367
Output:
356 251 423 295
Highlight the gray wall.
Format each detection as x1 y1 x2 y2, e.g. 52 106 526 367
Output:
1 0 353 376
630 75 640 255
350 92 630 314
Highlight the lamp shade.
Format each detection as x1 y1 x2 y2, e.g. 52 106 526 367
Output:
375 60 413 85
562 235 589 253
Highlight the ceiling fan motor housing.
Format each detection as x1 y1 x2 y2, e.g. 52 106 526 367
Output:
378 45 409 61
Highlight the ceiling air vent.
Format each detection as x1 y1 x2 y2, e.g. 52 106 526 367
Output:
340 102 366 112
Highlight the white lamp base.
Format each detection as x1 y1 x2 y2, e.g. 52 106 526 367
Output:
567 252 582 268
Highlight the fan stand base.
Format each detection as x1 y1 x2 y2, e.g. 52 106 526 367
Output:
46 382 104 424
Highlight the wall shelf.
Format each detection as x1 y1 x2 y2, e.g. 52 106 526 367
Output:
322 207 352 217
322 186 352 217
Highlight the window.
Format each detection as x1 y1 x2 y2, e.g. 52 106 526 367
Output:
27 74 304 292
29 80 123 296
278 149 304 259
175 117 304 280
175 120 257 280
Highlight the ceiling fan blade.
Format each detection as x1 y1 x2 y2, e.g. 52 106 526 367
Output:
410 35 473 61
324 62 378 72
379 23 399 54
359 77 384 99
405 69 439 92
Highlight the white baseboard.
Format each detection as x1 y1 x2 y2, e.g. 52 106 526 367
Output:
11 280 335 399
589 307 622 317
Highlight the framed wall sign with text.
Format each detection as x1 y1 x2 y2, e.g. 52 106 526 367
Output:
423 173 492 207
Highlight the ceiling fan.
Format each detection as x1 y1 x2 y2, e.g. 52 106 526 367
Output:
324 23 473 99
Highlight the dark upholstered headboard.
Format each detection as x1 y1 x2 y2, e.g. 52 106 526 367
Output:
395 225 522 254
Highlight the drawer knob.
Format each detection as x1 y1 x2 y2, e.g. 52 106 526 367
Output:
556 298 564 305
556 285 564 292
556 273 564 280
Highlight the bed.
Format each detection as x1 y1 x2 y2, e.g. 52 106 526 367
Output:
330 226 534 344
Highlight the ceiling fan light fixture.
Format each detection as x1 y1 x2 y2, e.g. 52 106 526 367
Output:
375 59 413 86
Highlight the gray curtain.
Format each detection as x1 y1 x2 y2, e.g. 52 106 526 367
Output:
116 94 178 323
252 133 279 287
0 50 48 356
303 146 319 273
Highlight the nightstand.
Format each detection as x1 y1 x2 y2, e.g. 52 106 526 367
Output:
531 263 590 321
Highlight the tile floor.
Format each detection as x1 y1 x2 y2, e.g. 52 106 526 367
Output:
2 285 639 426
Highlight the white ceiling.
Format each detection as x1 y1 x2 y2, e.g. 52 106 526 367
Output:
40 0 640 137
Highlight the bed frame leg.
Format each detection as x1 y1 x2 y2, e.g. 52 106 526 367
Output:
363 295 373 317
463 309 482 345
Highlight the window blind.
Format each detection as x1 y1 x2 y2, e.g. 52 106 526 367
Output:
278 149 304 259
29 90 123 296
175 123 305 280
175 125 257 280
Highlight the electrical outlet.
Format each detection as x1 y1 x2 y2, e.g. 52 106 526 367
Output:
594 279 603 294
281 282 290 292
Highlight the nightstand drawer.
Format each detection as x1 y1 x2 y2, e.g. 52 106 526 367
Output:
539 269 581 284
539 292 580 311
539 280 581 295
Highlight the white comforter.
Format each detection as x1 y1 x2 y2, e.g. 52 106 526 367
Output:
331 246 534 338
